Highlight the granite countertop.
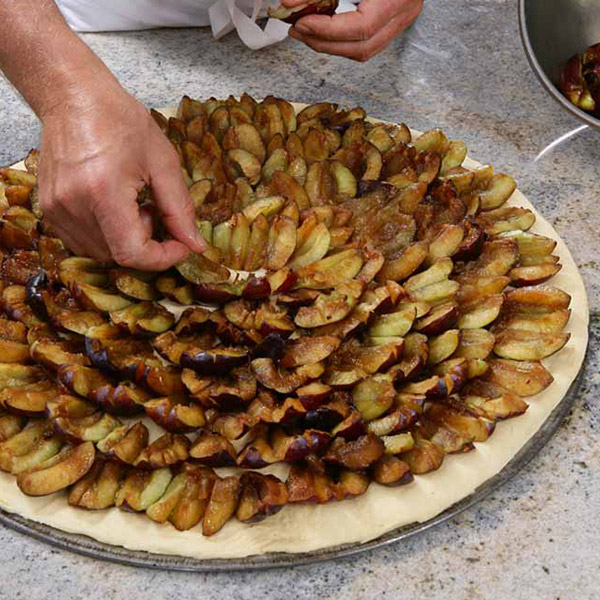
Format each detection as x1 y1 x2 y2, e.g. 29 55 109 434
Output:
0 0 598 598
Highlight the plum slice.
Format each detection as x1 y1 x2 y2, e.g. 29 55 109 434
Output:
493 329 570 361
30 338 89 371
454 328 495 360
115 468 173 512
294 280 362 328
109 301 174 336
426 401 495 443
181 346 248 376
134 433 190 469
0 381 57 417
2 285 43 327
2 250 41 287
236 472 289 523
190 430 237 467
144 397 206 433
0 319 30 363
109 269 158 301
462 391 528 422
202 476 241 536
0 421 53 472
89 381 149 416
560 52 597 113
52 411 121 444
367 407 418 437
0 332 30 363
402 437 445 474
15 441 95 497
281 335 340 368
351 374 395 422
1 206 39 249
296 381 332 409
96 422 149 465
372 454 413 487
484 359 552 397
182 366 257 411
251 358 324 394
68 458 125 509
294 249 363 290
324 434 384 470
57 364 112 400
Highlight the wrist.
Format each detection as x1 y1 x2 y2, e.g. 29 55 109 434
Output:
38 66 128 126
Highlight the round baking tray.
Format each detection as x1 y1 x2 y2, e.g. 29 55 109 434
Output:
0 358 587 571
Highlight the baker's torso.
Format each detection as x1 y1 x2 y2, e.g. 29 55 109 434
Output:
56 0 258 31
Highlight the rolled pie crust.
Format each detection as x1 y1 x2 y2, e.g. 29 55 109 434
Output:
0 106 588 559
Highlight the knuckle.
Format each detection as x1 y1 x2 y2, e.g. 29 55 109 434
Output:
82 174 109 200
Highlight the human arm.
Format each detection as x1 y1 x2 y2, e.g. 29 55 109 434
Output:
0 0 205 269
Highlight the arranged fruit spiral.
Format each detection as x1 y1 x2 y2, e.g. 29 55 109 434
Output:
0 94 571 537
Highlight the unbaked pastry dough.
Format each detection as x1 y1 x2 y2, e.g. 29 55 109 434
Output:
0 106 588 559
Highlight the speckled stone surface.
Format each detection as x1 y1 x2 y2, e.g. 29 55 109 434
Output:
0 0 598 597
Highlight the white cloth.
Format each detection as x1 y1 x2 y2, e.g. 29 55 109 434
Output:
56 0 359 49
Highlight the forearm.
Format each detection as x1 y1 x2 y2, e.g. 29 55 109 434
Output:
0 0 121 119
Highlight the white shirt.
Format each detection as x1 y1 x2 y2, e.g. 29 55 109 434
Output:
56 0 287 48
56 0 359 49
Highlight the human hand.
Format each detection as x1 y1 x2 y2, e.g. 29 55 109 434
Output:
284 0 423 62
38 80 206 271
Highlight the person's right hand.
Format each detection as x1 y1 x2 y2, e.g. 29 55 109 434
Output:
38 80 206 271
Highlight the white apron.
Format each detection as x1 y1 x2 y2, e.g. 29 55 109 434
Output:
56 0 358 49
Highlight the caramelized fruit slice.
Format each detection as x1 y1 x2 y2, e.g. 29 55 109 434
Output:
17 442 96 497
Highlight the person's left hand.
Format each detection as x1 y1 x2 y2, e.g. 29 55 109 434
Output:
283 0 423 62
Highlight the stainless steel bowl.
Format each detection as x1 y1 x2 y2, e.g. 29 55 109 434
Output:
519 0 600 129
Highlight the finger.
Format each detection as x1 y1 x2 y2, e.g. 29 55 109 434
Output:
95 189 191 271
290 14 403 61
147 135 207 254
52 220 112 262
39 187 113 261
281 0 311 6
294 0 420 42
293 0 396 41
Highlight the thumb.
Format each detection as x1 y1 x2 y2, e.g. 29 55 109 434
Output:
147 141 207 254
280 0 312 7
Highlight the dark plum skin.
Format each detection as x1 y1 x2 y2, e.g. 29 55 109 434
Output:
193 283 239 305
296 382 331 410
332 412 366 441
416 304 458 336
192 449 237 468
242 277 271 300
304 405 345 431
90 384 145 417
25 270 49 320
453 222 485 263
251 332 288 363
180 348 248 375
281 436 310 462
269 0 339 25
238 447 271 470
84 337 120 376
